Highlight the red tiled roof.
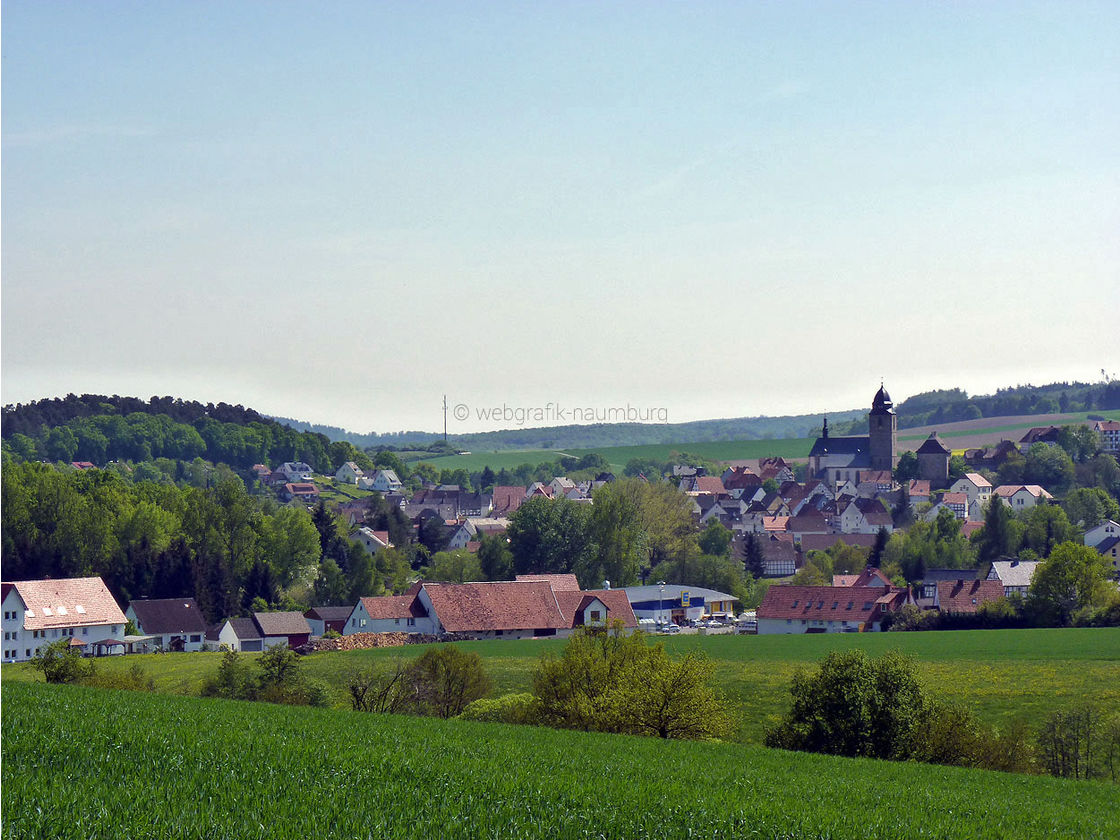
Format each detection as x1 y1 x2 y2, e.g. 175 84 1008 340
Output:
554 589 638 628
758 585 900 623
422 581 567 632
942 492 968 506
360 593 428 620
859 470 894 484
492 486 526 513
694 476 727 496
284 482 319 494
936 580 1005 614
908 480 931 496
763 515 790 532
515 574 581 591
960 521 984 538
853 567 893 587
832 574 860 587
6 577 126 631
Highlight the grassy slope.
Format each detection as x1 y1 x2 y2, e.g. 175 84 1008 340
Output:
414 411 1120 473
3 681 1117 840
6 628 1118 745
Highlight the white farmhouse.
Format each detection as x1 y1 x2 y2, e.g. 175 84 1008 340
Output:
2 577 128 662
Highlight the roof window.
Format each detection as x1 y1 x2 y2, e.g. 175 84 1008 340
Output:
75 605 86 614
42 607 52 616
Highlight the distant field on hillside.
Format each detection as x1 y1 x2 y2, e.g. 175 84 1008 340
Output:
416 437 814 473
897 411 1120 452
412 410 1120 473
6 628 1116 746
5 681 1117 840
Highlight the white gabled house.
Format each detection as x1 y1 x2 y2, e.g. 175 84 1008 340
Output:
2 577 128 662
993 485 1054 511
335 461 365 485
353 526 393 555
950 473 993 511
1084 520 1120 550
126 598 208 652
345 584 437 635
359 469 403 493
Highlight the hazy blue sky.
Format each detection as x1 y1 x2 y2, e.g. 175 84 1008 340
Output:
3 1 1118 433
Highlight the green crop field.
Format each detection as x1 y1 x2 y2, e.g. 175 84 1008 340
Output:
3 681 1117 840
5 628 1118 745
416 437 815 473
412 410 1120 474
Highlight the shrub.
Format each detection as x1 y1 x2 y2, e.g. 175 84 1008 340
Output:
200 649 257 701
459 693 538 725
765 650 928 760
407 646 492 718
1036 705 1120 781
348 660 415 714
322 629 342 639
31 639 93 684
533 627 733 740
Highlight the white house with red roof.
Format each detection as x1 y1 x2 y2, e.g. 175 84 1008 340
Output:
1092 420 1120 454
345 577 637 640
334 461 365 485
757 583 910 634
2 577 127 662
950 473 993 511
993 484 1054 511
353 526 393 555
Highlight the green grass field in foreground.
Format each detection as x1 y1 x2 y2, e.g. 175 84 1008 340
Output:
5 628 1118 744
3 681 1117 840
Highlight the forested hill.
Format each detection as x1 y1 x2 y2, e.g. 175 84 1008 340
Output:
1 395 273 437
0 395 347 474
269 411 870 451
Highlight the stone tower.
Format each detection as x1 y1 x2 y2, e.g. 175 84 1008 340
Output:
868 384 897 471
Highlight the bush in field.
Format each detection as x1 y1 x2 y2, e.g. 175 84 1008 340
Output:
765 650 928 760
533 626 733 740
459 693 538 725
1036 705 1120 781
82 663 155 692
200 649 257 701
256 646 328 707
31 639 93 684
407 646 492 718
348 660 415 714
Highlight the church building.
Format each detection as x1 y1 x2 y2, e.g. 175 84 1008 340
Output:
808 385 898 487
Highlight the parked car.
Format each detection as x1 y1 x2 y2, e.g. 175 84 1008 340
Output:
659 623 682 634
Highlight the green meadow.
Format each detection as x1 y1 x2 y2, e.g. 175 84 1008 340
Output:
3 680 1117 840
413 410 1120 474
5 628 1117 745
416 437 815 473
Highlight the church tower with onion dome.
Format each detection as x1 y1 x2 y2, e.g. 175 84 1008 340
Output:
868 383 897 471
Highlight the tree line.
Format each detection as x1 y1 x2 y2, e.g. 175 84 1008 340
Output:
0 462 407 623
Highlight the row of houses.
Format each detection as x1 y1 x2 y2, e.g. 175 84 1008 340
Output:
755 566 1011 634
0 574 643 661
